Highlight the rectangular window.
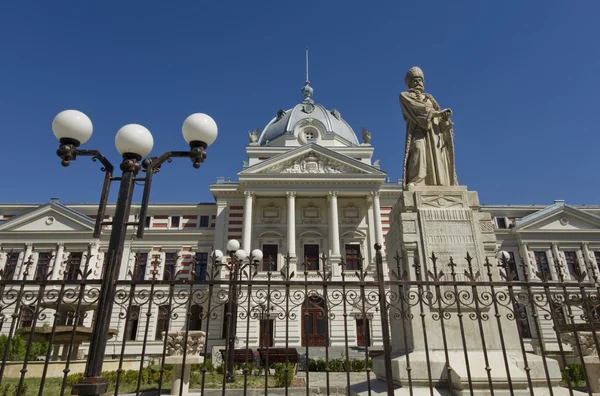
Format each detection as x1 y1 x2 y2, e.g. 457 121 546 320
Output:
345 244 362 271
163 253 177 281
496 217 507 229
595 252 600 274
170 216 180 228
64 252 83 281
303 244 319 271
222 304 229 339
189 305 203 331
134 253 148 281
194 252 208 280
262 244 278 271
534 251 552 280
155 305 169 340
199 216 210 227
3 252 19 280
145 216 151 228
259 319 274 347
564 251 580 278
35 252 52 281
356 319 371 347
125 306 140 341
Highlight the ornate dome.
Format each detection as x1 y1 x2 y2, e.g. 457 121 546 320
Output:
257 82 359 146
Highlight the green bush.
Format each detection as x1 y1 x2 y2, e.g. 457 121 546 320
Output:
350 359 366 372
101 370 118 386
273 363 295 387
308 358 326 372
307 357 370 372
328 359 344 372
0 384 12 396
563 364 585 385
66 373 84 387
215 364 224 375
122 369 140 385
0 335 49 362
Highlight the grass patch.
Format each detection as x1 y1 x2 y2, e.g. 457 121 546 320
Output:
0 373 280 395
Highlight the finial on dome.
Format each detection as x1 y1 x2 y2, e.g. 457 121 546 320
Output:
302 48 314 103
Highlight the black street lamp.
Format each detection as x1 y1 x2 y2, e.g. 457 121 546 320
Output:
51 109 218 396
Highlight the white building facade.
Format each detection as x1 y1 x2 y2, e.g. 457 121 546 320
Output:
1 83 600 359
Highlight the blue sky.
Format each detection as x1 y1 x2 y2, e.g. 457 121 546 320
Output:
0 1 598 206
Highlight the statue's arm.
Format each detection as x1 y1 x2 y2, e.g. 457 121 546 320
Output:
399 92 434 129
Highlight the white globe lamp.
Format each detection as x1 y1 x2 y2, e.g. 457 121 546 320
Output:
212 249 224 263
251 249 263 263
115 124 154 158
235 249 247 261
182 113 218 147
498 251 511 262
52 110 93 146
227 239 240 252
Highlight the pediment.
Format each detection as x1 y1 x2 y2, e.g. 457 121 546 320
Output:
239 144 384 177
514 204 600 232
0 202 95 233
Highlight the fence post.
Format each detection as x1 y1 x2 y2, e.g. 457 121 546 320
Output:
375 243 394 395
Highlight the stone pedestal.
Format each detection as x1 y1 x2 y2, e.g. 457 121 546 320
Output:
163 330 206 396
351 186 571 395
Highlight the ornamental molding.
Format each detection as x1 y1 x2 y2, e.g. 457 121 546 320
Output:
341 204 360 224
301 204 321 224
259 152 367 175
261 204 281 224
163 331 206 357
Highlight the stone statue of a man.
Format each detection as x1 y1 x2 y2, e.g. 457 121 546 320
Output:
400 67 458 187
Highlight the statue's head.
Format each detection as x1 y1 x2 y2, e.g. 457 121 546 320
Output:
405 66 424 92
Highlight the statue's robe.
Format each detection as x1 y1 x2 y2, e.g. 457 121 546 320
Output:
400 90 457 187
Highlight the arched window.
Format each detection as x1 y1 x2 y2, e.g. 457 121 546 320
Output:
301 296 328 347
19 305 35 328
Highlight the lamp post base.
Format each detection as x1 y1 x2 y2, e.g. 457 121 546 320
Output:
71 377 108 396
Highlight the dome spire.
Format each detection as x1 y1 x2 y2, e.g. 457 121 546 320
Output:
301 48 314 103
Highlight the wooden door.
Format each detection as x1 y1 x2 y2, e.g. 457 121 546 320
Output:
301 297 327 346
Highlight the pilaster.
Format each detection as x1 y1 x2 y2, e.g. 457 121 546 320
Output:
242 191 254 253
286 191 297 274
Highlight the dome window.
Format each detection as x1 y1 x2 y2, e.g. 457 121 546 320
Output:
295 120 323 144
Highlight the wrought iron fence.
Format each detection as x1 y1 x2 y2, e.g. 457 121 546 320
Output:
1 247 600 396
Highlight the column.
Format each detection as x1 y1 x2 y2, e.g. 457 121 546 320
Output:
0 244 4 276
286 192 296 257
366 195 376 264
49 244 60 280
242 191 254 253
371 191 384 244
87 241 99 277
18 243 33 280
328 191 340 257
551 243 562 280
214 201 228 250
518 241 535 280
582 243 595 276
